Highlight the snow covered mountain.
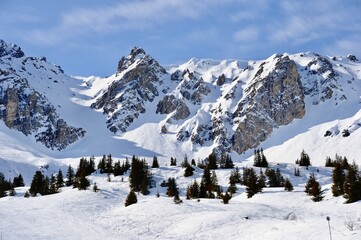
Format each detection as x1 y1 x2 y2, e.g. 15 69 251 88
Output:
0 39 85 150
82 46 361 160
1 39 361 163
1 39 361 240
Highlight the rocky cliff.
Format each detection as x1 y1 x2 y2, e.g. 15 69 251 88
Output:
0 39 85 150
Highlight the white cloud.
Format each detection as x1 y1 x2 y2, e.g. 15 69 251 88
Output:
267 0 361 45
234 27 259 42
25 0 217 45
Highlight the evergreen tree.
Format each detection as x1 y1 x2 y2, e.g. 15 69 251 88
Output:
152 156 159 168
325 156 333 167
260 149 268 167
343 161 361 203
331 162 345 197
93 182 99 192
129 156 152 194
221 192 232 204
166 177 179 197
56 169 64 189
257 169 266 192
114 160 126 176
305 174 316 195
24 190 30 198
13 174 25 187
173 192 183 204
0 172 9 198
106 154 113 174
75 173 90 190
284 178 294 191
309 179 324 202
266 168 284 187
186 180 200 199
97 155 107 173
298 150 311 167
246 168 259 198
211 170 219 192
170 157 177 166
29 171 54 196
66 165 75 187
227 184 237 195
184 165 195 177
207 152 218 169
191 159 196 166
229 167 242 185
294 167 301 177
49 175 58 194
181 155 190 168
125 191 138 207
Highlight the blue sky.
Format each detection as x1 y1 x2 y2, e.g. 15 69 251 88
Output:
1 0 360 76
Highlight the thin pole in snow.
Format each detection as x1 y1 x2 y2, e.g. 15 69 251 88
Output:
326 216 332 240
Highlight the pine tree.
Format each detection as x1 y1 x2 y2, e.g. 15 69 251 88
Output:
98 155 107 173
343 161 361 203
13 174 25 187
166 177 179 197
29 171 45 196
24 190 30 198
152 156 159 168
49 175 58 194
246 168 259 198
331 162 345 196
284 178 294 191
75 173 90 190
125 191 138 207
325 156 333 167
224 154 234 169
207 152 218 170
184 165 195 177
227 184 237 195
221 192 232 204
310 179 324 202
305 174 316 195
170 157 177 166
66 165 75 187
0 172 8 198
56 169 64 189
181 155 190 168
260 149 268 167
257 169 266 192
298 150 311 167
129 156 152 194
186 180 200 199
173 192 183 204
93 182 99 192
229 167 242 185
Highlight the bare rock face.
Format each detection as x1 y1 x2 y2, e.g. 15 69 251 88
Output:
0 79 85 150
156 95 190 120
91 47 168 133
231 55 305 153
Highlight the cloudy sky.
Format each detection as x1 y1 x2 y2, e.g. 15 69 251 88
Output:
1 0 360 76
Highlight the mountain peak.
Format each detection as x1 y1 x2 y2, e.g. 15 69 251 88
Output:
116 46 149 73
0 39 25 58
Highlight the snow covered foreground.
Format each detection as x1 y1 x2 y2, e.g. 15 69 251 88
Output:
1 162 361 240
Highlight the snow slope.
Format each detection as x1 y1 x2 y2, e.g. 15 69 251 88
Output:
1 162 360 240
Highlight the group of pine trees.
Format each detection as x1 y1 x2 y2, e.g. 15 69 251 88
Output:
28 170 64 197
327 155 361 203
125 155 153 207
0 172 24 197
